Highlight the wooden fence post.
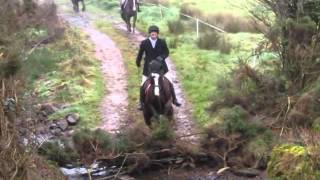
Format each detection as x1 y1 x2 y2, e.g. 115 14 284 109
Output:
196 18 199 38
159 5 163 19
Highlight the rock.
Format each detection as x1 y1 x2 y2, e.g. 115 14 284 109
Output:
57 119 69 131
40 103 59 115
66 113 80 126
38 113 47 122
49 123 57 130
50 128 62 136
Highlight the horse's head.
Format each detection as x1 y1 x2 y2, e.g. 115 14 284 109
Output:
151 73 160 96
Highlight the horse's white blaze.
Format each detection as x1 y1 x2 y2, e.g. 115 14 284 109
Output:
152 73 160 96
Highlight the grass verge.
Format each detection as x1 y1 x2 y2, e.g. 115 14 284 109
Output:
23 27 105 127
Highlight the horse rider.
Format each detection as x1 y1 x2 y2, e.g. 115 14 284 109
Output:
136 25 181 110
120 0 140 12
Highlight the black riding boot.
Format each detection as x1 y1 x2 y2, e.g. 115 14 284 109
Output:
138 86 144 111
169 82 181 107
137 3 141 12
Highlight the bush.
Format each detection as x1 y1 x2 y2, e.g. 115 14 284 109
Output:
220 106 265 138
38 141 79 166
72 128 111 154
166 37 179 48
151 117 174 141
197 31 232 54
180 3 202 18
268 144 320 179
204 13 261 33
167 19 185 34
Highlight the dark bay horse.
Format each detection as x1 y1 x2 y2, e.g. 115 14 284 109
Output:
142 73 173 128
71 0 85 12
121 0 138 33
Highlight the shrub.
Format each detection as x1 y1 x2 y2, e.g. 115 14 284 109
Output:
151 117 174 141
38 141 79 166
167 19 185 34
197 30 232 54
180 3 202 18
204 13 261 33
72 128 111 154
166 37 179 48
267 144 320 179
220 106 265 138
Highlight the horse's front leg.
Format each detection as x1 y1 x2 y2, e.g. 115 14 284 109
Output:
143 109 152 128
127 17 132 32
132 15 137 34
81 0 86 11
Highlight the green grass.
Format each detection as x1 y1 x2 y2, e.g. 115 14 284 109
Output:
167 0 252 16
24 28 105 127
78 0 275 126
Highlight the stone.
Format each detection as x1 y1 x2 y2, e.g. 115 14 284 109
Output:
57 119 69 131
66 113 80 126
50 128 62 136
49 123 57 130
40 103 59 115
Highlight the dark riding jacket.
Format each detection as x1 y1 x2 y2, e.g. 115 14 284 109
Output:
136 38 169 76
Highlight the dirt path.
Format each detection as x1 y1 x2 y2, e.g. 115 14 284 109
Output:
113 24 201 145
56 2 201 144
56 6 128 133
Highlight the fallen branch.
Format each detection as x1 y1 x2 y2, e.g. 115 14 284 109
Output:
113 154 128 180
175 132 206 139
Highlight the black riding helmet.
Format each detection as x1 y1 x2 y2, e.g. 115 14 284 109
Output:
148 25 159 34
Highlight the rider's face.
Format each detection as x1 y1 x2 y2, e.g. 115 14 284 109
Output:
150 32 158 40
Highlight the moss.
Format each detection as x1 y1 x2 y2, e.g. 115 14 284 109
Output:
267 144 320 180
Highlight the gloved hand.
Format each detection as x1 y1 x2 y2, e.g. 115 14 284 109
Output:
136 61 141 67
156 56 164 62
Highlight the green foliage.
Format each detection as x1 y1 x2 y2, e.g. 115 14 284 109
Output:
197 31 232 54
219 106 265 138
180 3 203 18
312 117 320 132
89 0 118 10
167 19 185 34
151 117 174 141
73 128 112 153
268 144 320 180
113 134 131 153
38 141 79 166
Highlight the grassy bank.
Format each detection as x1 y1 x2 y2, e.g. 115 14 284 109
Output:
23 28 105 127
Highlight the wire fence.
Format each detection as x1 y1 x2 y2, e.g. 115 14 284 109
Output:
139 2 265 67
140 2 226 38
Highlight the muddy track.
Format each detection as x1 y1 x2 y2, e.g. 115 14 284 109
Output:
112 23 201 145
56 2 201 144
56 7 129 133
